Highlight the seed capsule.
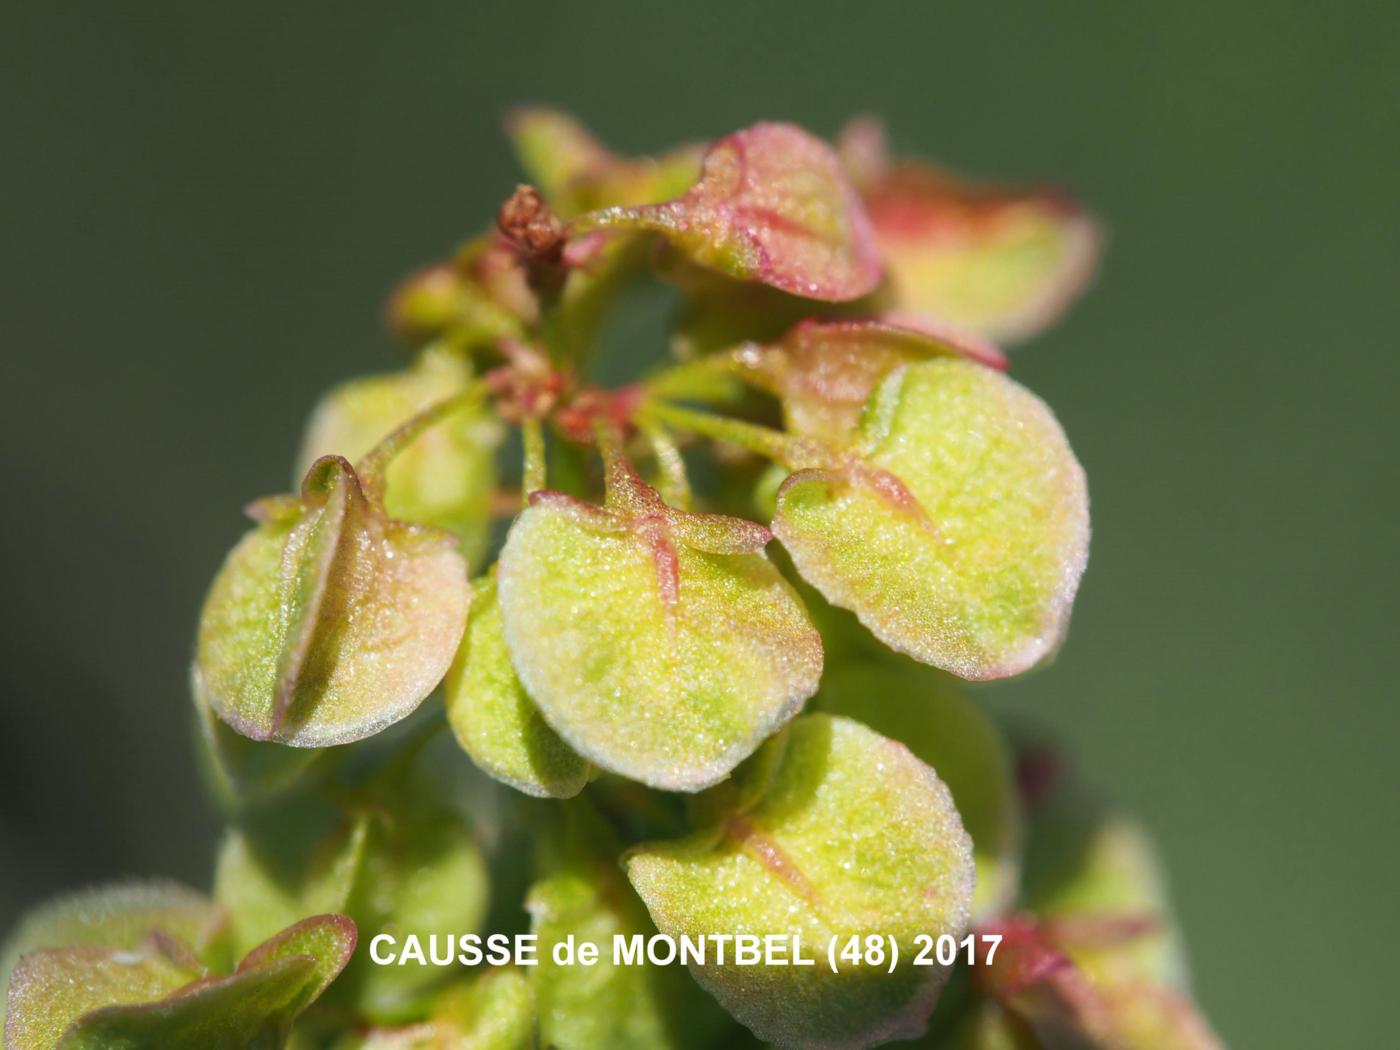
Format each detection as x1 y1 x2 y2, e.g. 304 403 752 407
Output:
196 455 470 748
774 358 1089 680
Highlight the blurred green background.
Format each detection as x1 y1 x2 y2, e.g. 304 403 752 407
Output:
2 2 1394 1045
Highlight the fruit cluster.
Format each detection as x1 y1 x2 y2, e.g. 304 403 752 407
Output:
1 112 1222 1049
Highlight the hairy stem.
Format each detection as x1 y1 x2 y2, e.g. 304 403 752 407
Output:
355 383 487 498
643 402 822 469
521 417 547 496
642 423 692 509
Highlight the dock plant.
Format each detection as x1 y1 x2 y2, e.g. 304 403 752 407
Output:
2 111 1223 1049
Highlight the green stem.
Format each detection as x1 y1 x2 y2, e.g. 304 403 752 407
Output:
642 350 749 404
592 418 638 511
643 402 816 469
521 417 547 496
642 423 692 509
356 383 486 497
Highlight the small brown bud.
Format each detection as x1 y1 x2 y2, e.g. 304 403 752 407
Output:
497 184 566 263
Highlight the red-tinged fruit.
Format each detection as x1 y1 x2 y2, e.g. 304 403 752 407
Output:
577 122 882 302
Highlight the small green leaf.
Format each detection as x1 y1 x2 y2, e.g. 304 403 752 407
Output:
335 967 535 1049
215 802 370 960
529 801 731 1050
445 571 591 799
773 359 1089 680
840 119 1098 344
296 347 501 567
196 455 471 747
338 785 490 1021
0 882 226 1001
215 765 489 1023
814 659 1023 920
944 1000 1037 1050
1033 815 1189 991
432 968 535 1050
736 319 1006 445
6 943 195 1050
1092 983 1225 1050
192 671 329 810
387 240 533 349
57 915 355 1050
0 882 231 1008
625 714 975 1050
496 479 822 791
576 122 881 302
974 920 1223 1050
507 107 702 219
5 916 355 1050
234 914 358 1022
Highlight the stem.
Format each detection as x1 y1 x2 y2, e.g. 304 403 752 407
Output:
356 383 486 497
643 402 816 469
642 350 749 404
521 417 547 496
592 418 639 511
642 423 692 510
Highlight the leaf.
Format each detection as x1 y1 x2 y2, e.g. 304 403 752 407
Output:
576 122 881 302
507 107 703 218
1032 816 1190 991
972 921 1120 1049
496 480 822 791
192 671 329 810
663 259 868 360
973 920 1224 1050
625 714 975 1050
445 570 591 799
57 915 355 1050
735 319 1006 445
814 660 1023 920
1018 764 1192 991
234 914 358 1025
196 455 471 747
339 781 490 1023
773 359 1089 680
215 802 370 960
4 916 355 1050
5 943 194 1050
1 881 225 1001
528 801 732 1050
387 239 534 349
296 347 501 568
944 1000 1038 1050
841 120 1098 343
1092 983 1226 1050
214 765 489 1023
336 967 536 1049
